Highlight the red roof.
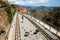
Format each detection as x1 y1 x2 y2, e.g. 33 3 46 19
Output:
20 8 26 10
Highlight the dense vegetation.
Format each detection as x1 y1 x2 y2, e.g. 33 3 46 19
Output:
0 0 17 23
43 8 60 27
5 4 16 23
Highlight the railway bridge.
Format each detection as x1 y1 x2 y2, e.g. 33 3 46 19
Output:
6 12 60 40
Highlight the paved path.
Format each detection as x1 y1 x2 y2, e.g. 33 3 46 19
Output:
18 13 47 40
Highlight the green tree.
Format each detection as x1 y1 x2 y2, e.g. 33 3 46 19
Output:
43 7 60 27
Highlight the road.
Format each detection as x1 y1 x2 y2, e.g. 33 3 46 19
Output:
18 13 47 40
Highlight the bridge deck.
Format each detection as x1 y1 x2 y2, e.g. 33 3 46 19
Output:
18 13 47 40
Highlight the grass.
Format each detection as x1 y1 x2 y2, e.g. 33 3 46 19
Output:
8 13 12 23
7 9 16 23
5 4 17 23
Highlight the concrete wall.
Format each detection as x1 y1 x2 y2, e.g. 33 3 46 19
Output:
32 17 60 37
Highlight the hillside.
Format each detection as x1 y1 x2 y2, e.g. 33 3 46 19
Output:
28 6 60 30
0 0 17 40
0 8 9 40
43 7 60 27
28 8 50 20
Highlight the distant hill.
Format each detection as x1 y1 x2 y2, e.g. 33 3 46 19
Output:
20 6 59 11
20 6 60 20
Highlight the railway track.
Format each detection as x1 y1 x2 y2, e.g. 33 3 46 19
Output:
15 14 21 40
23 15 54 40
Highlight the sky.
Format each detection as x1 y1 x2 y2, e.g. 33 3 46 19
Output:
8 0 60 7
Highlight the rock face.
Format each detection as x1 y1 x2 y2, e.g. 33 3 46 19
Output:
0 8 9 40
